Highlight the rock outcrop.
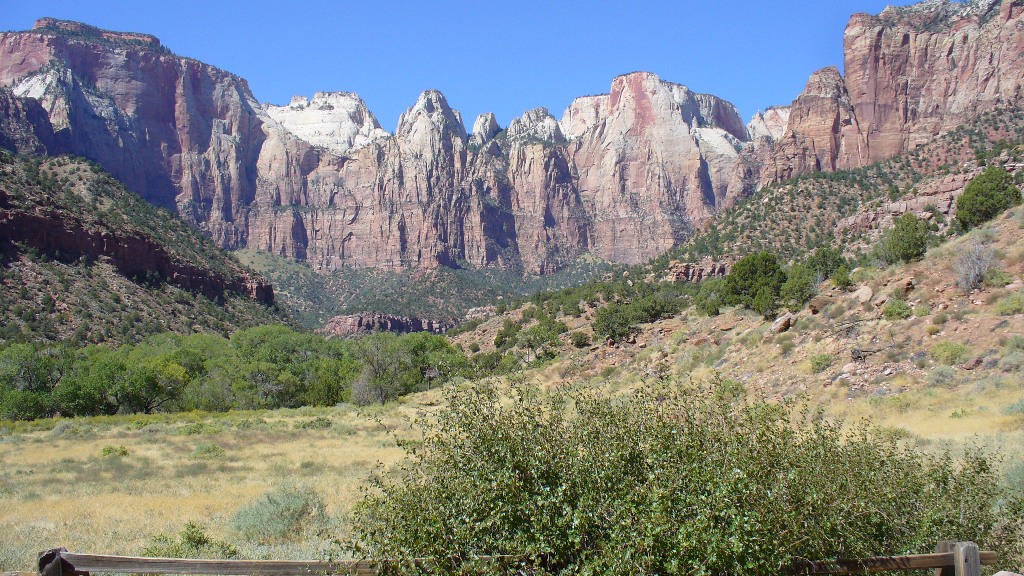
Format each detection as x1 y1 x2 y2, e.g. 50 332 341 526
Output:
317 313 456 338
759 0 1024 185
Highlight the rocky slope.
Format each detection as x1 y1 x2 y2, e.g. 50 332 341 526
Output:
0 152 286 343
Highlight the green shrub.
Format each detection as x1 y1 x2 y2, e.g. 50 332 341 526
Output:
877 214 929 265
883 300 913 320
831 265 852 289
995 291 1024 315
724 252 786 310
143 521 237 559
956 166 1022 230
927 366 957 387
100 445 129 457
351 383 1004 575
1000 352 1024 373
1006 336 1024 353
780 264 817 312
810 354 833 373
231 483 326 544
569 332 590 348
933 312 949 325
930 342 972 366
294 416 332 430
1004 399 1024 415
190 443 225 460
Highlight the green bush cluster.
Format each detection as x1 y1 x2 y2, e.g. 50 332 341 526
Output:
883 300 913 320
143 521 238 559
956 166 1022 230
930 341 972 366
352 383 1009 575
0 325 472 420
876 214 929 265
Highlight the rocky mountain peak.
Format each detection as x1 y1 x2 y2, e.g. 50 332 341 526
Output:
747 106 791 142
396 89 467 144
506 107 564 144
265 91 388 156
802 66 848 100
469 112 500 147
561 71 747 142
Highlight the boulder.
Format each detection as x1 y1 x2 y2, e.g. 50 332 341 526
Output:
770 313 796 334
853 286 873 304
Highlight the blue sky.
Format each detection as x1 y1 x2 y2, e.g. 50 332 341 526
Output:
3 1 927 132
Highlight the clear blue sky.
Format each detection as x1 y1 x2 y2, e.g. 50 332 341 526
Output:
3 1 928 132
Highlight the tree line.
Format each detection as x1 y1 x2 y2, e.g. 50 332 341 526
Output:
0 325 471 421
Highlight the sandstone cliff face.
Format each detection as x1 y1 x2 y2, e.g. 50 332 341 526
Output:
561 72 748 263
5 1 1022 278
760 0 1024 184
0 21 750 275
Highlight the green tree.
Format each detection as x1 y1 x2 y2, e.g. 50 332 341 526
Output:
693 278 725 316
956 166 1022 230
351 333 415 406
724 252 786 309
780 264 817 312
806 245 845 280
877 214 929 264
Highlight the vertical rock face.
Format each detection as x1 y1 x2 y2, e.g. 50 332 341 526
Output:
561 72 748 263
4 0 1022 276
761 0 1024 185
843 0 1023 161
758 67 863 184
0 22 752 274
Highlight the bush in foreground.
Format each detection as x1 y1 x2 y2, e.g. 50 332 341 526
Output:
351 383 1009 575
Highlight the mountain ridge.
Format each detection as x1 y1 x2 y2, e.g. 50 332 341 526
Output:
0 2 1021 283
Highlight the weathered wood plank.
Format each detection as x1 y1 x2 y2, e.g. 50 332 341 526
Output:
53 552 524 576
42 547 999 576
935 541 956 576
796 550 997 575
953 542 981 576
60 553 381 576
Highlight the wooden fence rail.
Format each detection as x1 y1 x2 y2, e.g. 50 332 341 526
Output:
27 541 998 576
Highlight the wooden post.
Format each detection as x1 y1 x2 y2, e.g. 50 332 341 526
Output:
953 542 981 576
934 541 956 576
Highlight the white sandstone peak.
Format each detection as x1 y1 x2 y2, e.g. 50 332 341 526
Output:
265 91 388 156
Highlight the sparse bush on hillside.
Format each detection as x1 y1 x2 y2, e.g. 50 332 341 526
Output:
352 383 1008 575
995 291 1024 315
883 300 913 320
956 166 1022 230
877 214 929 265
930 341 972 366
810 354 833 373
955 240 996 291
927 366 957 387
